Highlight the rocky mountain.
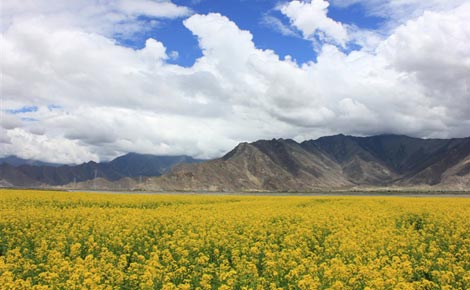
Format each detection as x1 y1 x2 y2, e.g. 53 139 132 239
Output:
3 134 469 191
107 153 201 178
0 155 65 167
143 140 352 192
304 134 470 187
0 153 202 187
134 134 470 192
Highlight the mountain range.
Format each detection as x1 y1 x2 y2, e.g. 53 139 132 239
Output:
1 134 469 191
0 155 65 167
137 134 470 192
0 153 202 188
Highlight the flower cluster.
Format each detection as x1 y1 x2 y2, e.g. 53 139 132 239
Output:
1 190 469 289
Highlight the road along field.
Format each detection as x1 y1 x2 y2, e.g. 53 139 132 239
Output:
1 190 469 289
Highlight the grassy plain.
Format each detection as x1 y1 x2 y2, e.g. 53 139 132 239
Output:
1 189 469 289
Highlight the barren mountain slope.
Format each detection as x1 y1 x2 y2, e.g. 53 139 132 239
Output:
142 139 352 191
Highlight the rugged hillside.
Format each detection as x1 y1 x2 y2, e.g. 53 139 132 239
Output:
0 153 202 187
393 137 470 186
306 134 470 187
141 140 352 192
438 155 470 190
302 135 398 185
0 164 42 187
136 134 470 192
3 134 469 191
107 153 200 178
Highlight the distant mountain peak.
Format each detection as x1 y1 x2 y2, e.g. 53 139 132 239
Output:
2 134 469 191
151 134 470 191
0 155 65 167
221 142 254 160
0 153 204 187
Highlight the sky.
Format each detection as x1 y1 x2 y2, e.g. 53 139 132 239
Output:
1 0 469 163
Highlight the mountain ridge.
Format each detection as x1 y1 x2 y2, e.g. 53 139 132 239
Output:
0 153 203 187
2 134 469 191
148 134 470 191
0 155 66 167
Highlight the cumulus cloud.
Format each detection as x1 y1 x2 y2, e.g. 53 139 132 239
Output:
280 0 349 47
1 2 469 163
0 0 191 38
329 0 468 27
117 0 192 18
378 5 470 121
4 128 99 164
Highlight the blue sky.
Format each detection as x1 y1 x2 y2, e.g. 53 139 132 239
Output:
1 0 469 163
116 0 385 66
6 105 39 114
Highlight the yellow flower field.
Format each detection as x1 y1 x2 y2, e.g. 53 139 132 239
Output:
1 190 469 289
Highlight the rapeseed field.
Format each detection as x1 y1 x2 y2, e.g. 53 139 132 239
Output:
0 190 469 289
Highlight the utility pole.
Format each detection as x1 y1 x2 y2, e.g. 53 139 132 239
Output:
93 169 97 190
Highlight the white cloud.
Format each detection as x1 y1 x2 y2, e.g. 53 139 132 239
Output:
4 128 99 164
378 4 470 121
117 0 192 18
280 0 349 47
329 0 468 27
0 0 191 38
261 15 299 37
1 3 469 163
